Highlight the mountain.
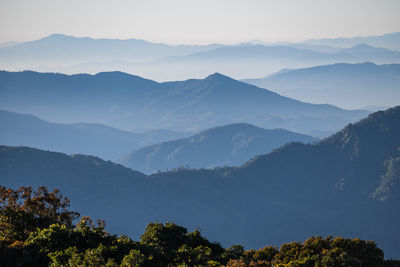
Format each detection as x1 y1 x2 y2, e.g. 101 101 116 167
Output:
0 145 149 235
247 40 342 53
0 34 221 68
0 41 19 48
2 33 400 80
279 43 342 53
303 32 400 50
242 62 400 109
1 106 399 258
120 123 317 173
153 43 400 77
339 44 400 61
0 109 191 161
57 43 400 80
0 70 368 135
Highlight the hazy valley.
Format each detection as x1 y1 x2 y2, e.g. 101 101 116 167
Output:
1 12 400 265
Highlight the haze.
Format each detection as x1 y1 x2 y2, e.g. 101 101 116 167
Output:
1 0 400 44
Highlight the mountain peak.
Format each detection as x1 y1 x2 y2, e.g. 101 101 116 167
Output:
44 33 73 40
41 34 94 42
342 43 382 52
352 43 374 49
204 72 234 82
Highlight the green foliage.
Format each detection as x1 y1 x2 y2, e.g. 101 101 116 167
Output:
224 236 390 267
223 244 245 261
120 249 145 267
139 222 223 266
0 186 398 267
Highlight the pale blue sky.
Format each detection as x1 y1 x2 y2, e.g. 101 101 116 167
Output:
1 0 399 44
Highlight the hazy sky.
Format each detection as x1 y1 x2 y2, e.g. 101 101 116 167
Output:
1 0 399 44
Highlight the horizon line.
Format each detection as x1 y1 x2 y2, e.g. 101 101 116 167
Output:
2 31 400 47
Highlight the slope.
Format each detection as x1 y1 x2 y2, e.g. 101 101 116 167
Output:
0 109 190 160
242 62 400 109
120 123 316 173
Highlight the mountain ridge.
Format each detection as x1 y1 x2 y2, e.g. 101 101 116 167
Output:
120 122 317 173
0 109 191 160
1 106 399 257
242 62 400 109
2 32 400 80
302 31 400 50
0 70 368 134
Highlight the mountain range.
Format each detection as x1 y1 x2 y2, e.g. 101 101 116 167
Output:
302 32 400 50
242 62 400 109
0 109 191 160
1 33 400 80
141 43 400 80
0 33 221 66
36 43 400 81
0 109 315 167
1 106 399 258
120 123 316 173
0 70 368 136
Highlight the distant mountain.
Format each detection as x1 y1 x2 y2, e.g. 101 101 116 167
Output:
339 44 400 61
242 62 400 109
61 43 400 80
18 44 336 80
156 43 400 69
0 70 368 135
131 44 400 79
120 123 316 173
278 43 342 53
0 34 221 68
0 109 191 160
302 32 400 50
0 41 19 48
1 34 400 80
1 107 399 258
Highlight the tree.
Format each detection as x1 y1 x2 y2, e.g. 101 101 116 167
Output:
120 249 145 267
222 244 245 261
0 186 398 266
140 222 187 265
0 186 79 244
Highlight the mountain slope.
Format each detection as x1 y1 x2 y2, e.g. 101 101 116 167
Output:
0 70 368 135
0 109 190 160
242 62 400 109
120 123 316 173
1 107 399 258
0 145 149 235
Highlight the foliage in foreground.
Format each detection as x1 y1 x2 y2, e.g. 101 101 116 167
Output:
0 186 399 267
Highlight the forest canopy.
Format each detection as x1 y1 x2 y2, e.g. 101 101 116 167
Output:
0 186 399 267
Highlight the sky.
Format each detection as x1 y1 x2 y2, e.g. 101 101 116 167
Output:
0 0 399 44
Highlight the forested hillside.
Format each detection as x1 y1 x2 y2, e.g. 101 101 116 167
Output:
120 123 316 173
1 107 399 258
